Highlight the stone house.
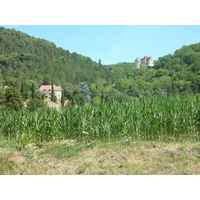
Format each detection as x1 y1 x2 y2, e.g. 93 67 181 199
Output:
39 85 62 101
135 56 154 69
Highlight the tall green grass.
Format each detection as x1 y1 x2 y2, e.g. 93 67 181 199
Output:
0 95 199 148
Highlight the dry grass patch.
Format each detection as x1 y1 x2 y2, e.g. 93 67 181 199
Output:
0 140 200 175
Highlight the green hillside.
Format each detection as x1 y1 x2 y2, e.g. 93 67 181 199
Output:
0 26 200 105
105 44 200 98
0 26 102 86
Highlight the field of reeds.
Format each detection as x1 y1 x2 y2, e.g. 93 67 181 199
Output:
0 95 200 149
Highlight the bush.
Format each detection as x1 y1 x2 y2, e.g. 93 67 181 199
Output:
5 87 24 110
27 98 46 111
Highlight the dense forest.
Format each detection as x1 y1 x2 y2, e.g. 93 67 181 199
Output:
0 26 200 107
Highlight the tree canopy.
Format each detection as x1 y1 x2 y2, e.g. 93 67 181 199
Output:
5 87 24 110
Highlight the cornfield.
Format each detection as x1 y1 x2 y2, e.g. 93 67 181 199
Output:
0 95 200 147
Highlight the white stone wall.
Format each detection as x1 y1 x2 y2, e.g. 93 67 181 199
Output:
55 90 62 101
147 57 154 67
141 60 147 67
135 60 141 69
135 58 141 69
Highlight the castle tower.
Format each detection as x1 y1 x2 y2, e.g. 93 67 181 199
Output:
135 57 141 69
146 56 154 67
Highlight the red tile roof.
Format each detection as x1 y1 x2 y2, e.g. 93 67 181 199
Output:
39 85 62 93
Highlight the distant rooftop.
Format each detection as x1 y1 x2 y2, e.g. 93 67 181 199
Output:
39 85 62 93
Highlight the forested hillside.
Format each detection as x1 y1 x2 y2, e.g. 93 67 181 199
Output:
0 26 200 106
0 27 115 105
106 44 200 99
0 27 104 86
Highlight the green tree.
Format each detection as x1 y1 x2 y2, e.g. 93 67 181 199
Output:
102 87 127 103
31 83 36 99
99 59 102 66
51 82 57 102
0 87 5 110
20 81 29 100
62 82 76 100
73 94 86 106
100 90 105 103
154 69 169 77
79 82 91 102
61 90 64 107
35 89 44 99
27 98 46 111
5 87 24 110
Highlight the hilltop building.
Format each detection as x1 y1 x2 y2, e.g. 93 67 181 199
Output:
135 56 154 69
39 85 62 101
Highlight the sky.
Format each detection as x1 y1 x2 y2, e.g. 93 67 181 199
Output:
1 25 200 65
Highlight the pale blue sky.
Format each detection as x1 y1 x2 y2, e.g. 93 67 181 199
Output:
1 25 200 65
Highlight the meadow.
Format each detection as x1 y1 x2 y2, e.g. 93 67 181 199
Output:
0 95 199 150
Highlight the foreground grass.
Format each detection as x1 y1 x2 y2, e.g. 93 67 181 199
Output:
1 139 200 175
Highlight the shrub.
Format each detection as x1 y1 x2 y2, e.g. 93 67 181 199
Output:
27 98 46 111
5 87 23 110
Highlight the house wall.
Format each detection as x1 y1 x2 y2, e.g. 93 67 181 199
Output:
141 60 147 67
135 57 141 69
55 90 62 100
135 60 141 69
147 57 154 66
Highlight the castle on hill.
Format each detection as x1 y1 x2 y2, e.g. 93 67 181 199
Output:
135 56 154 69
